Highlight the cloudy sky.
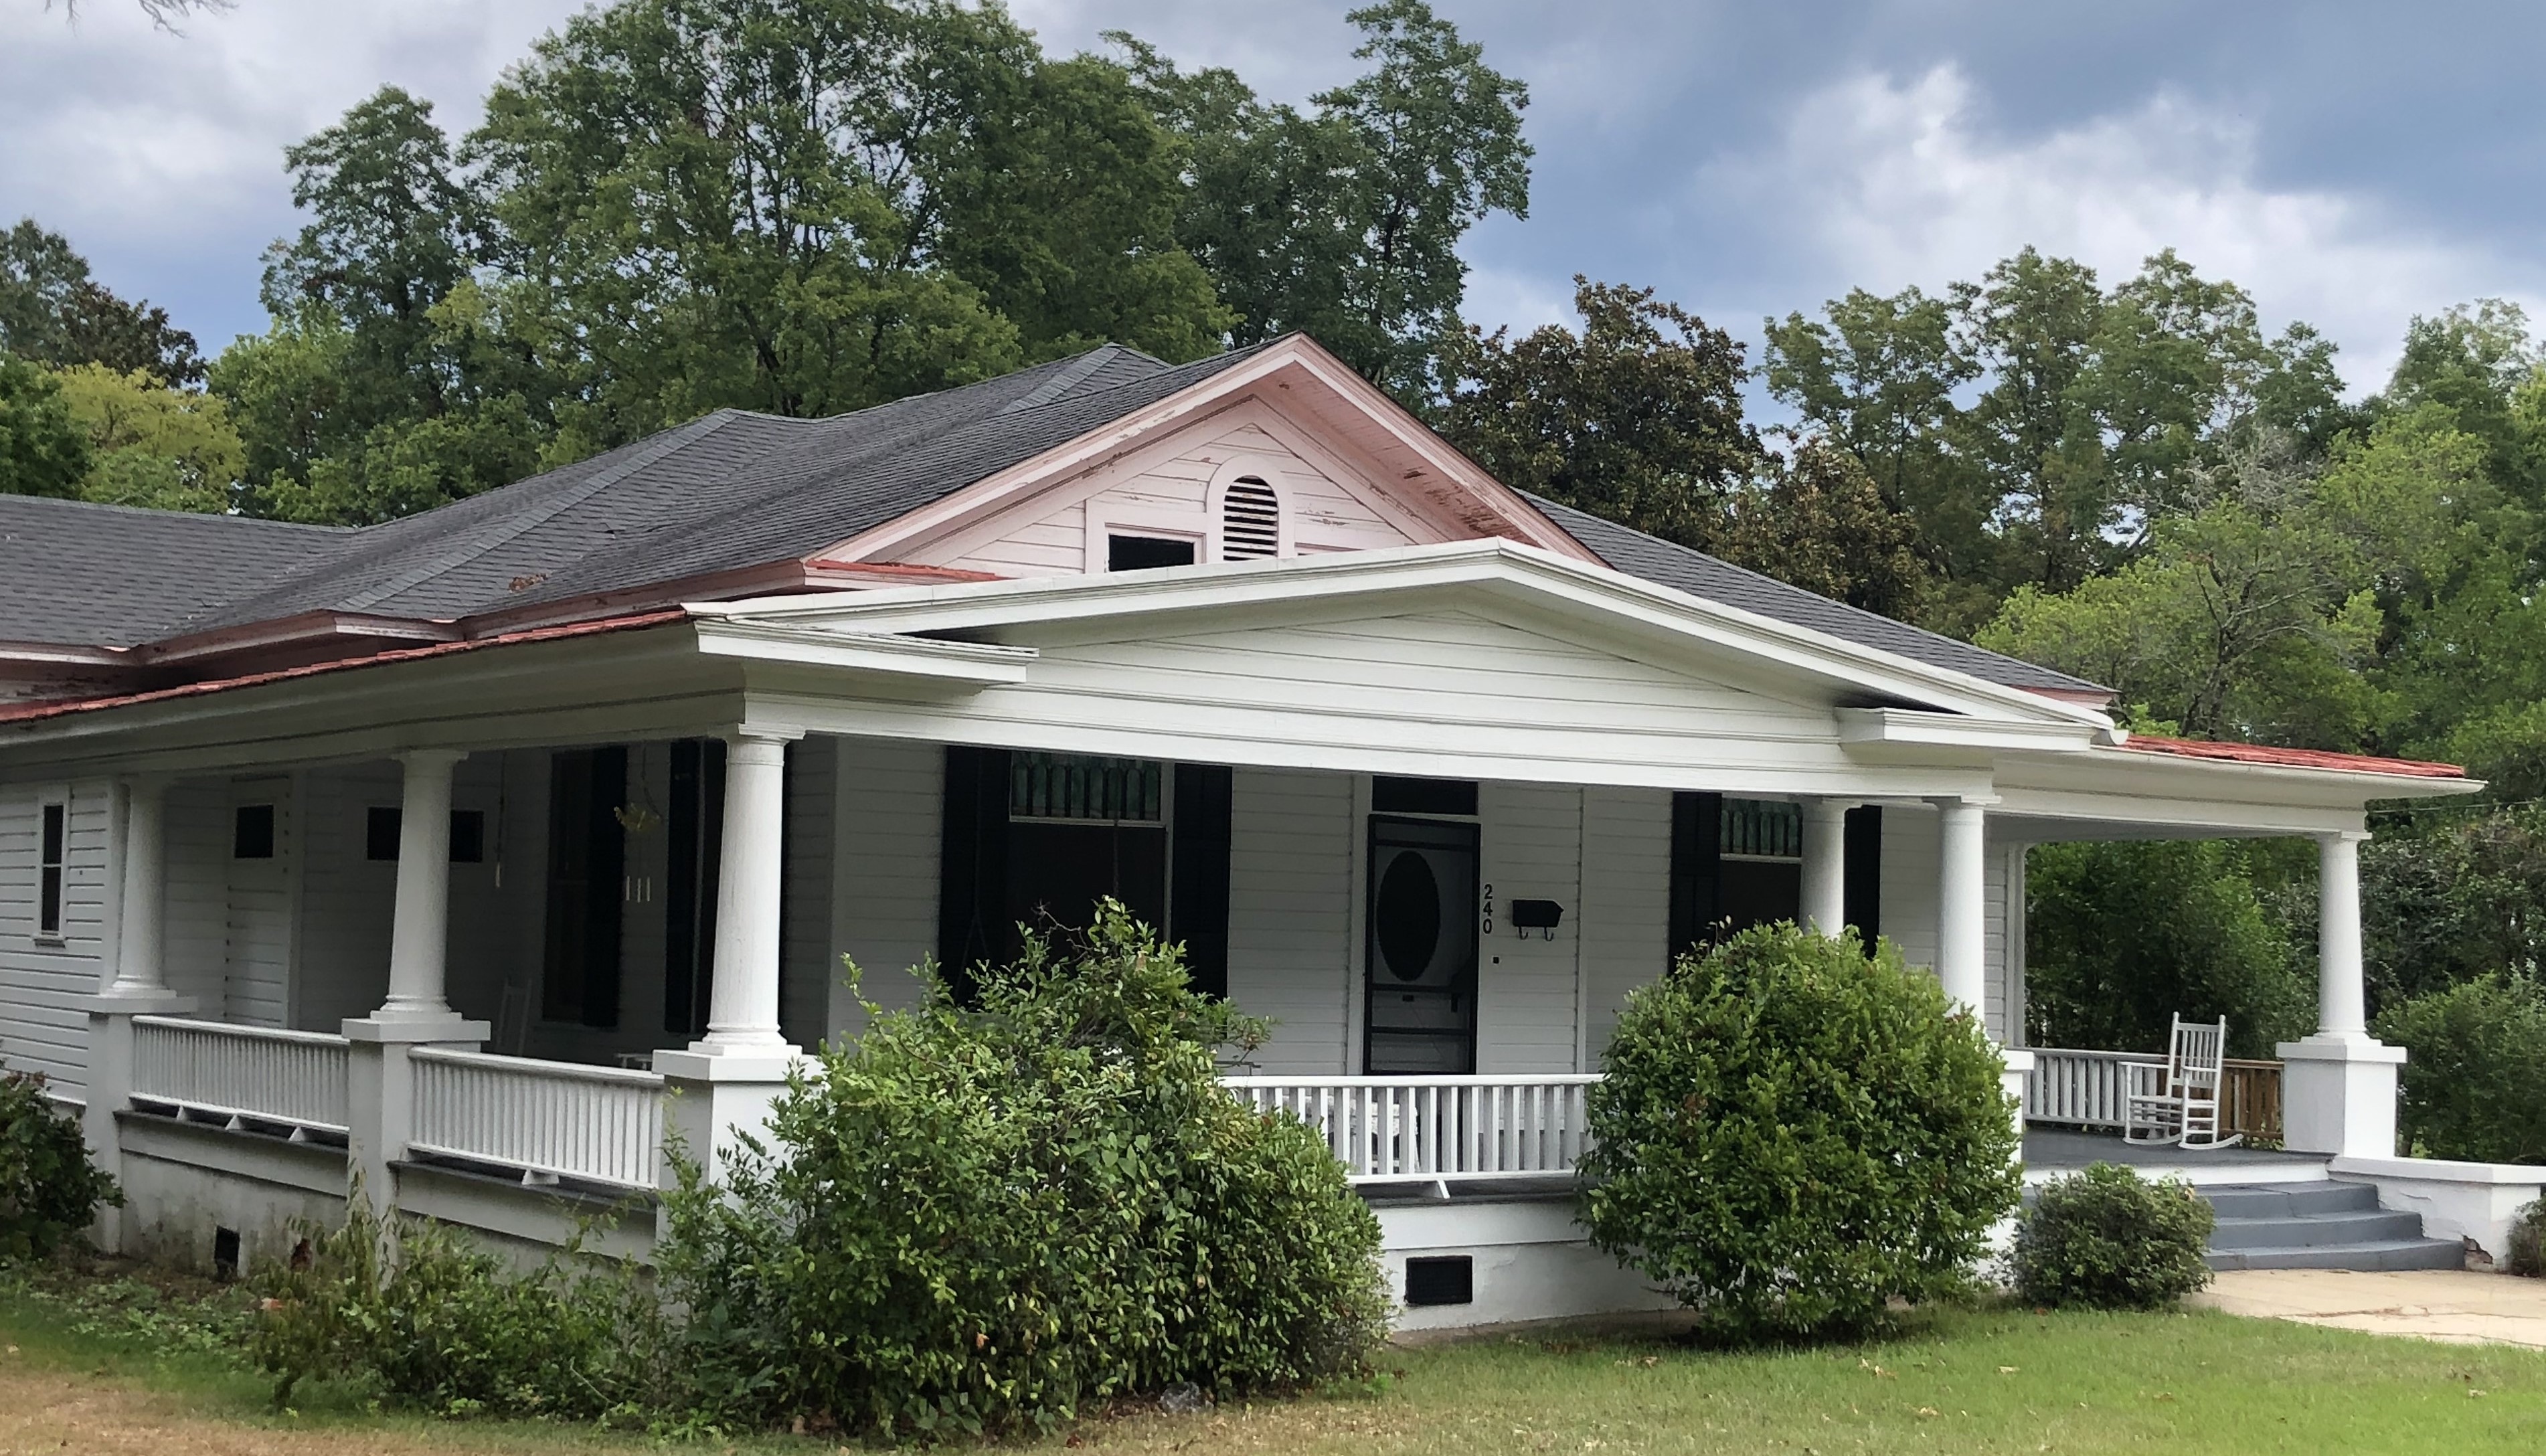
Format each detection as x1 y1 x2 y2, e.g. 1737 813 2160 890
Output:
6 0 2541 400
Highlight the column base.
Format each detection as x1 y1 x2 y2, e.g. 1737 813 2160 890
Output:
655 1047 807 1198
342 1015 490 1045
1997 1048 2036 1154
81 989 198 1017
2276 1035 2405 1158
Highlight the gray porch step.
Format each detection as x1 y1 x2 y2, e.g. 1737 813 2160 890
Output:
2196 1182 2463 1272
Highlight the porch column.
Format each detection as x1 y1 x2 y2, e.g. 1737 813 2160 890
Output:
83 776 196 1253
1934 797 1988 1018
1798 798 1852 935
344 749 488 1220
376 749 465 1022
2278 829 2403 1156
655 727 804 1200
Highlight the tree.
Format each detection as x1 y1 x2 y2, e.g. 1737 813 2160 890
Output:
1435 276 1756 549
1120 0 1531 399
1723 436 1930 621
0 352 92 499
0 219 202 386
52 362 244 512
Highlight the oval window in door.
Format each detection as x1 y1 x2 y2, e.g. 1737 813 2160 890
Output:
1375 848 1442 982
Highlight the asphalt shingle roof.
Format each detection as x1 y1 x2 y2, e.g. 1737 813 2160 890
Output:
0 339 2101 699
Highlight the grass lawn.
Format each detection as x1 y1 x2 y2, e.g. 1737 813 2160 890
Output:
1 1276 2541 1455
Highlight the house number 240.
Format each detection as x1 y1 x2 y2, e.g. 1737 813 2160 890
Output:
1480 883 1495 937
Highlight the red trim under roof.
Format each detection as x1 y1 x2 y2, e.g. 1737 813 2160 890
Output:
0 609 688 726
2116 734 2467 779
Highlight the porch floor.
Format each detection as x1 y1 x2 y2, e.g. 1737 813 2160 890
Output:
2023 1127 2331 1186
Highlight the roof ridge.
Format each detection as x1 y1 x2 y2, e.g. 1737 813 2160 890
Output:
1001 345 1142 414
0 494 355 535
331 411 749 614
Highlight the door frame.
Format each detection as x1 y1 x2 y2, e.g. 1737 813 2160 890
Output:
1361 812 1482 1075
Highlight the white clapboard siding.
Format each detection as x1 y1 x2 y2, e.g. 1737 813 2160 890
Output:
1577 786 1673 1065
285 766 395 1032
1224 767 1355 1074
934 413 1416 577
1477 780 1582 1075
782 735 839 1047
1877 804 2022 1042
0 781 112 1097
161 780 231 1009
827 735 944 1033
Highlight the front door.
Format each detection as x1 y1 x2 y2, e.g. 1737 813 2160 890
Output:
1364 816 1480 1073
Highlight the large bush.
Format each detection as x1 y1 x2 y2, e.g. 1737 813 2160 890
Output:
250 1199 663 1416
1578 923 2021 1340
2375 974 2546 1163
659 903 1387 1440
2013 1163 2214 1309
0 1069 120 1263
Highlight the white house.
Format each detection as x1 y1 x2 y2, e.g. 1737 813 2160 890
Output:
2 335 2528 1327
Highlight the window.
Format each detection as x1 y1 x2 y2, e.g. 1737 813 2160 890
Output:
1719 798 1802 860
1106 534 1197 572
1009 753 1163 824
37 800 67 938
1218 474 1280 560
542 747 628 1028
364 808 489 862
232 804 276 860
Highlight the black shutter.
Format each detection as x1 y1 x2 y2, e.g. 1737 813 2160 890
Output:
583 745 628 1028
1170 763 1234 998
1667 792 1723 968
1843 805 1883 954
938 746 1011 1000
665 738 726 1037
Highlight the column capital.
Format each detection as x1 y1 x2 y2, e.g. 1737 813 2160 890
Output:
1930 794 2001 810
2318 828 2372 845
396 747 469 771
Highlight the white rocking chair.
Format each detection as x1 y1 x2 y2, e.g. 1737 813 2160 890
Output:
2123 1014 2239 1150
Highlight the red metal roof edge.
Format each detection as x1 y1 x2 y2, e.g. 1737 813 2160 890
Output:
0 609 689 727
2114 733 2468 779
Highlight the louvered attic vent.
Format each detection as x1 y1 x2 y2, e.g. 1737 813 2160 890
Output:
1220 476 1280 559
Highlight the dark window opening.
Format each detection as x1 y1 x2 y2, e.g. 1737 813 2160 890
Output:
541 746 627 1028
1371 776 1478 817
1107 534 1197 572
1404 1255 1474 1306
231 804 275 861
38 801 67 936
211 1226 241 1282
1843 805 1883 953
363 807 489 863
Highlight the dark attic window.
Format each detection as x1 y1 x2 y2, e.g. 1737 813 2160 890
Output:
232 804 276 860
1107 534 1197 572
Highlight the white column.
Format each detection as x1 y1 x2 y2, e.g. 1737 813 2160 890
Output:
1934 798 1988 1018
2314 830 2369 1042
2278 828 2403 1157
697 727 800 1055
106 776 173 998
377 749 466 1022
1798 798 1851 935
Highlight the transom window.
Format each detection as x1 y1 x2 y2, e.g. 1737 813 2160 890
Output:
1008 753 1163 825
1719 798 1802 861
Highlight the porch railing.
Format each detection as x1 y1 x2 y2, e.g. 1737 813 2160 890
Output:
1224 1074 1600 1184
408 1047 665 1191
130 1016 351 1135
2021 1046 2284 1142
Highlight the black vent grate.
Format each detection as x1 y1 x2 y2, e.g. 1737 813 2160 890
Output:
1221 476 1280 559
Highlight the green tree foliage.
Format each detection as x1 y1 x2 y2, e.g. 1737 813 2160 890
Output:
1436 276 1756 549
1724 436 1930 620
0 219 202 386
2375 974 2546 1164
2024 839 2312 1057
1118 0 1531 399
51 363 245 512
0 1070 122 1263
1579 924 2020 1341
659 904 1385 1439
0 352 92 498
2012 1164 2214 1310
2363 806 2546 1014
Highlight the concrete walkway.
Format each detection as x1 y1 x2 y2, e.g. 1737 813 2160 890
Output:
2193 1269 2546 1348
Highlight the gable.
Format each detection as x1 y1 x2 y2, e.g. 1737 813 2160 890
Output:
898 398 1458 578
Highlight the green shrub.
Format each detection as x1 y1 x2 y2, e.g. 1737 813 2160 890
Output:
1577 923 2022 1341
250 1197 663 1417
2509 1199 2543 1279
2013 1163 2214 1309
0 1069 120 1263
2374 974 2546 1164
657 902 1387 1441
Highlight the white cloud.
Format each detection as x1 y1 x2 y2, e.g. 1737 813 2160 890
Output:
1716 64 2543 391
